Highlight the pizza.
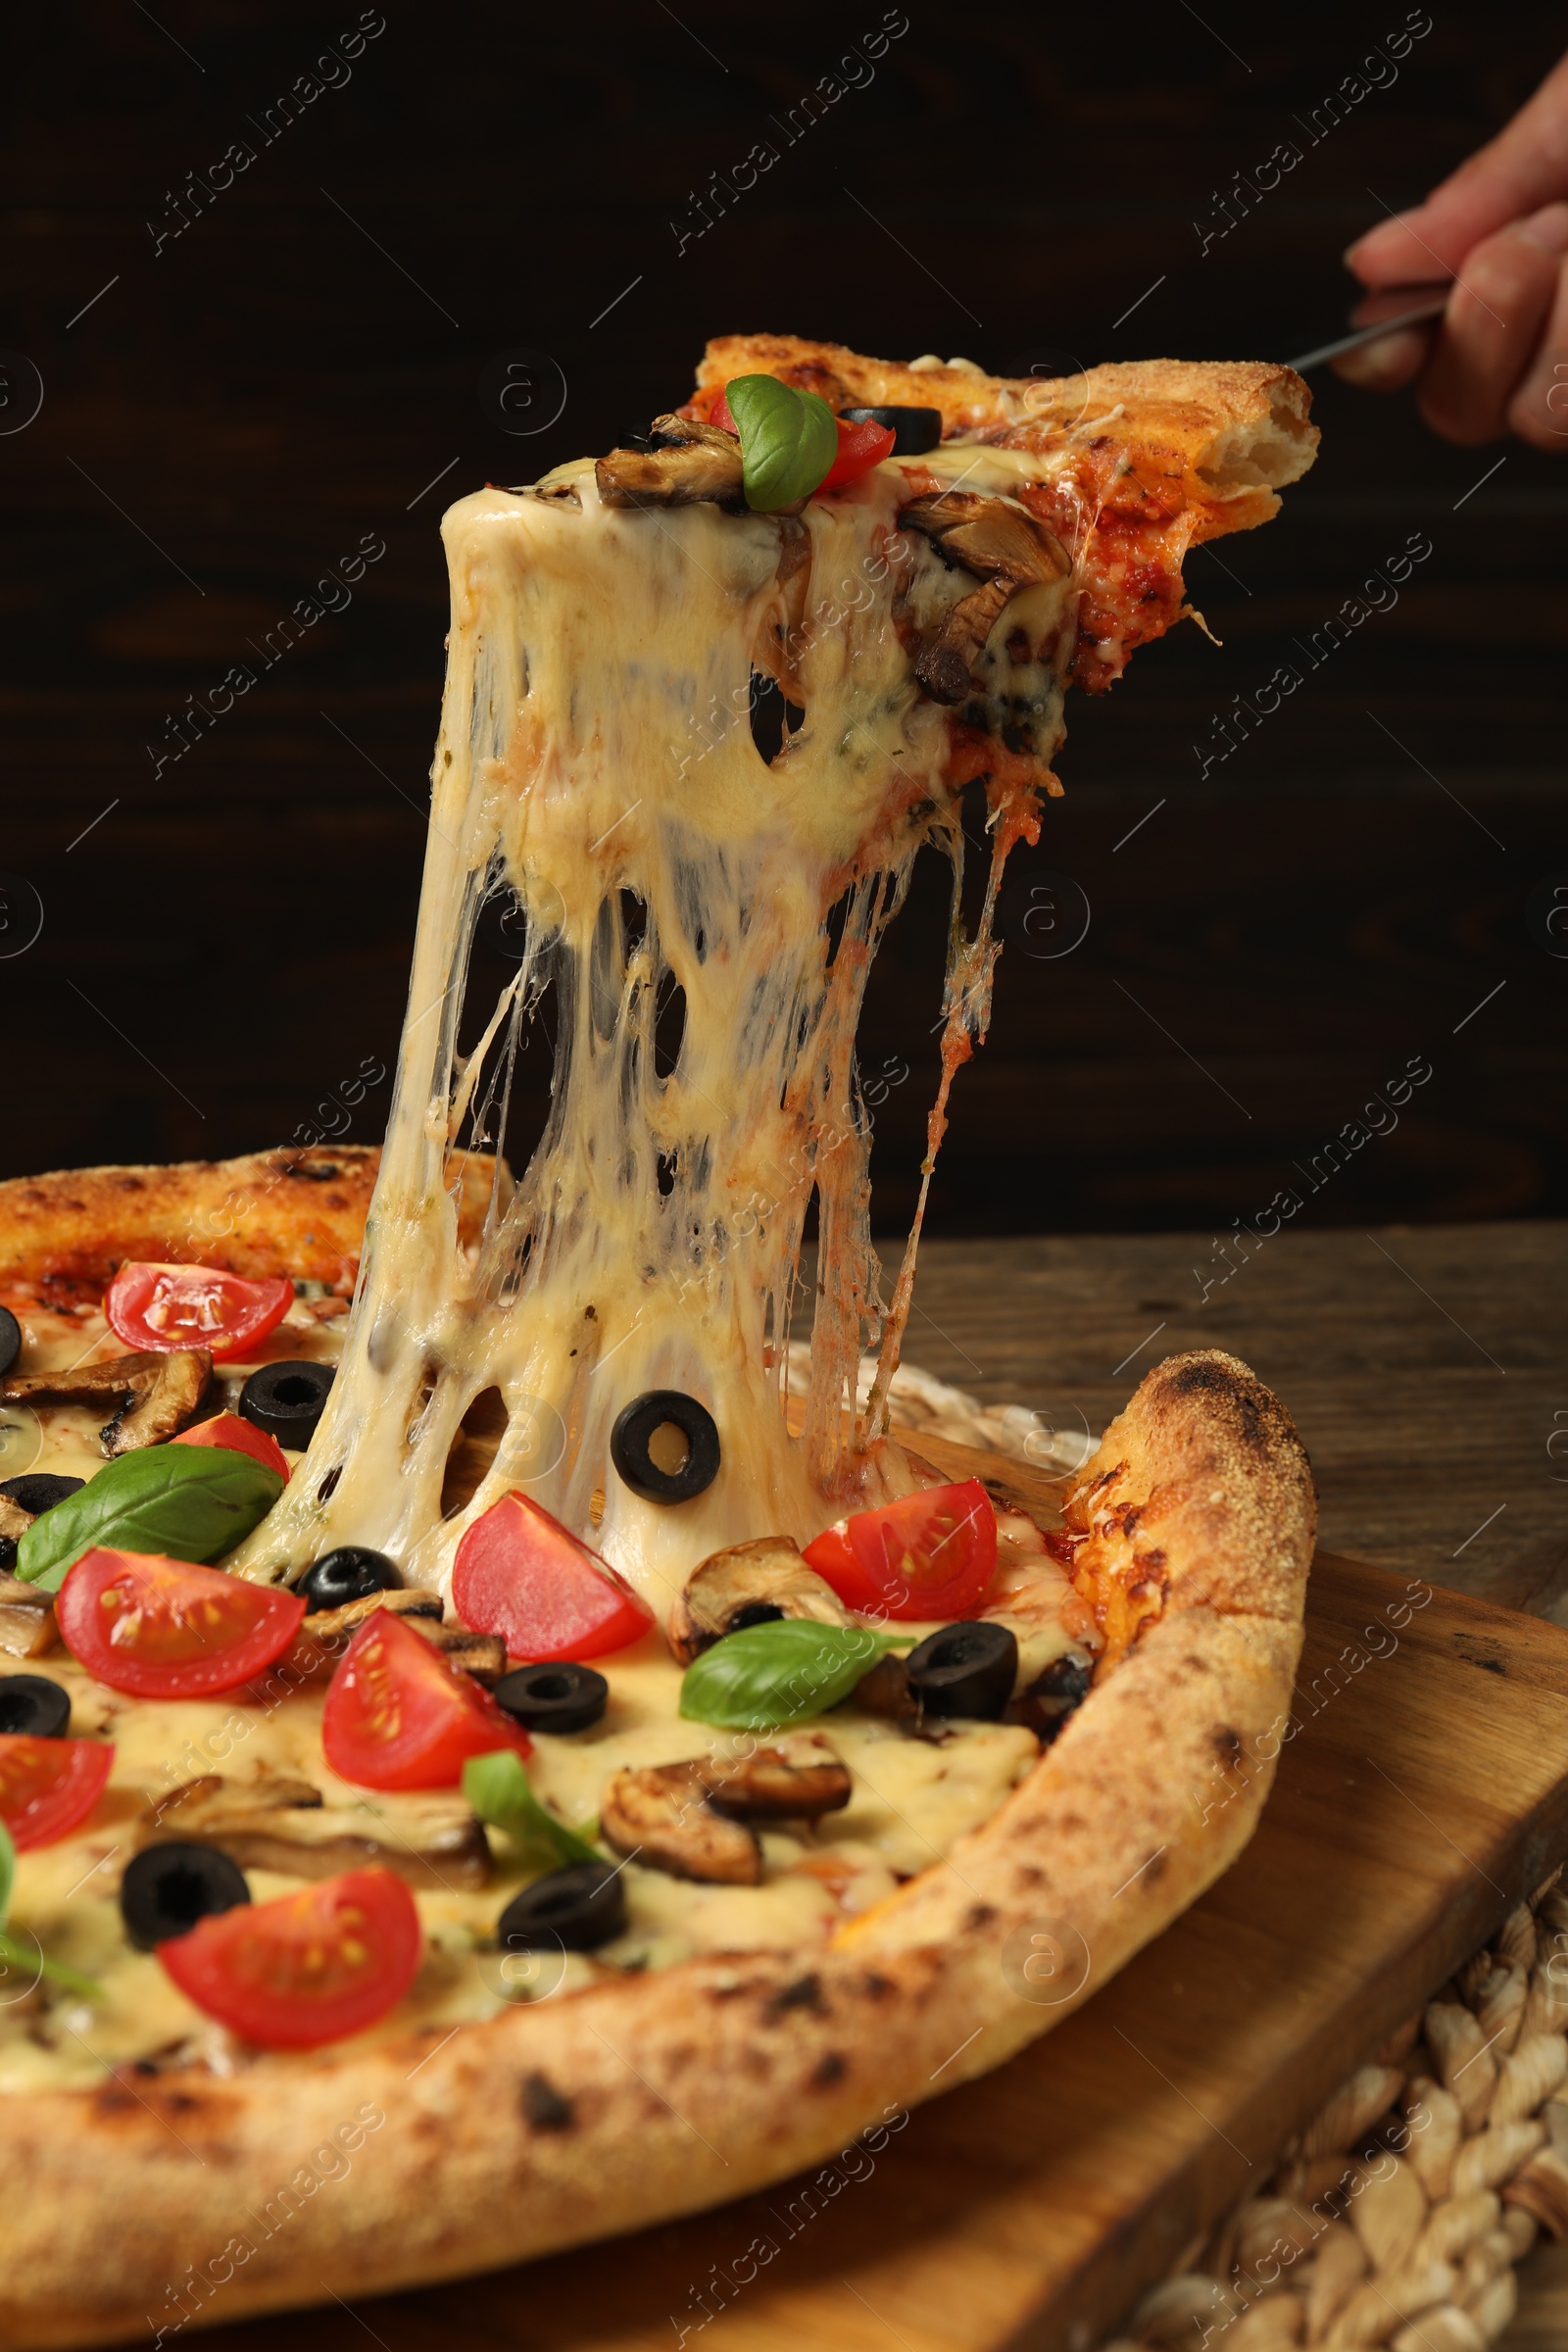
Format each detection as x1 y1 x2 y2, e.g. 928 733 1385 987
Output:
0 338 1318 2346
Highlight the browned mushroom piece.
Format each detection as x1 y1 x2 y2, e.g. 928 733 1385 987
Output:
105 1352 213 1453
0 1348 214 1458
903 491 1070 586
900 491 1073 706
700 1732 852 1821
291 1587 443 1643
913 574 1016 705
596 414 745 511
600 1762 762 1886
412 1623 509 1684
139 1774 492 1890
667 1536 856 1666
0 1570 58 1659
850 1649 918 1725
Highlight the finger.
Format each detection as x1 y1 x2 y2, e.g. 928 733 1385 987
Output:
1331 324 1434 391
1508 252 1568 450
1348 50 1568 286
1416 207 1568 443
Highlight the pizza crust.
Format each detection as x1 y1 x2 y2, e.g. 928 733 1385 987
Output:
0 1338 1312 2346
0 1147 505 1297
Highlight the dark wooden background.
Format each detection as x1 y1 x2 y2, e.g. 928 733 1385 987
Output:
3 2 1565 1237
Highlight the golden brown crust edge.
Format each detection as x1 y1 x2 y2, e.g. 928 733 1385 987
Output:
0 1146 506 1295
688 333 1318 537
0 1341 1312 2348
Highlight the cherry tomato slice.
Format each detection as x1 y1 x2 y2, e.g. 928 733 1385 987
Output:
711 387 738 435
157 1866 421 2049
803 1479 999 1621
322 1608 532 1790
171 1413 291 1482
0 1735 115 1851
452 1491 654 1662
105 1262 294 1361
817 416 896 491
57 1550 306 1698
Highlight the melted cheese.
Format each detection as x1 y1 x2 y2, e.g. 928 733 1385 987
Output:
224 446 1074 1613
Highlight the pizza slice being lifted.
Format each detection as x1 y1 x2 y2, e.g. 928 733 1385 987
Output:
0 338 1317 2345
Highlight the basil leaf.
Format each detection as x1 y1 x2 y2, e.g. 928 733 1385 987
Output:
0 1833 103 1998
678 1618 914 1732
462 1750 601 1873
725 374 839 512
0 1929 102 2002
16 1446 284 1593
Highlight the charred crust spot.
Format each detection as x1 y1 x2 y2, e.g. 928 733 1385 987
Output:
767 1973 826 2018
1212 1726 1244 1769
521 2070 575 2132
965 1904 997 1931
812 2051 847 2087
860 1972 896 2001
1163 1353 1273 1456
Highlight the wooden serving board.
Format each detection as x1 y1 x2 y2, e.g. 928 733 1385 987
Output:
210 1523 1568 2352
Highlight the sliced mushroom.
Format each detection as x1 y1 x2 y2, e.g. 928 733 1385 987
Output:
900 491 1071 706
600 1762 761 1886
850 1649 918 1726
667 1536 856 1666
596 416 745 510
140 1774 491 1890
0 1497 30 1545
297 1587 443 1642
104 1352 213 1453
1 1348 213 1457
0 1571 58 1659
700 1732 852 1821
913 573 1016 705
413 1623 508 1685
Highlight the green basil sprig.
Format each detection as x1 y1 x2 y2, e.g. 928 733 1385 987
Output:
16 1447 283 1593
462 1750 601 1874
679 1618 914 1732
0 1821 103 2000
725 374 839 512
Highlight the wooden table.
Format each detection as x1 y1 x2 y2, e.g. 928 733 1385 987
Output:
897 1220 1567 1619
892 1219 1568 2344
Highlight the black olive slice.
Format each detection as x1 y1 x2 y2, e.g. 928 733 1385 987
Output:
1014 1653 1093 1744
610 1390 720 1504
906 1620 1019 1720
299 1546 402 1613
121 1842 251 1951
0 1675 71 1738
493 1661 609 1736
0 1306 19 1380
499 1860 625 1953
0 1540 13 1574
839 404 944 456
238 1357 335 1451
0 1473 85 1516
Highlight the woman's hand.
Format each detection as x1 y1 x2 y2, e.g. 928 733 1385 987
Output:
1338 49 1568 449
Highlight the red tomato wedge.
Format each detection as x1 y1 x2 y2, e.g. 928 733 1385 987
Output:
803 1479 999 1621
452 1491 654 1662
105 1262 294 1361
0 1735 115 1851
57 1550 306 1698
322 1608 531 1790
157 1867 421 2049
171 1413 291 1481
817 416 896 491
